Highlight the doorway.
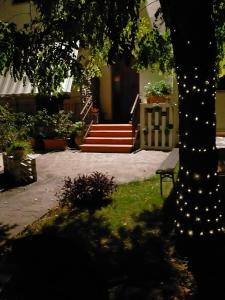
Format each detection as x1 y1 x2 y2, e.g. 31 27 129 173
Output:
112 62 139 123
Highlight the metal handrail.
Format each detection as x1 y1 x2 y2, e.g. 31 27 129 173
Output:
129 94 141 149
130 94 140 117
82 101 93 122
84 119 94 139
80 96 92 116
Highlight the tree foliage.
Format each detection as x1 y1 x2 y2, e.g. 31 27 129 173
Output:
0 0 142 95
0 0 225 95
133 17 174 73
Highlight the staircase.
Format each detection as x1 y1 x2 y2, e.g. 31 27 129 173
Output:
80 124 134 153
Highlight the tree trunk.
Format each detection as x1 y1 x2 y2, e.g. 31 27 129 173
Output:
159 0 224 237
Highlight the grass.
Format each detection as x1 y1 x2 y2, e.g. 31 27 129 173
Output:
3 172 195 300
22 175 172 236
96 176 171 233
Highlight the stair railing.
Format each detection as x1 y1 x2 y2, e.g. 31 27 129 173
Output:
80 96 99 141
80 96 93 120
129 94 141 147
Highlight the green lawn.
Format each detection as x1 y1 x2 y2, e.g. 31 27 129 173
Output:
23 175 173 237
9 173 194 300
96 176 171 233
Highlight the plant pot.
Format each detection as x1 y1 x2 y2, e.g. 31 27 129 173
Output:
147 95 170 104
13 149 25 160
28 138 36 148
74 135 84 148
43 138 67 151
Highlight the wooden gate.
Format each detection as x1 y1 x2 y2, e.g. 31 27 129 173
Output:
140 103 175 150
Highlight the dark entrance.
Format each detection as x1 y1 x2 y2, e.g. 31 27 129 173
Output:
112 62 139 123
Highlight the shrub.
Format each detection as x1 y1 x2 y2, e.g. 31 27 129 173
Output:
14 112 35 140
0 105 17 151
144 80 172 97
50 110 74 138
31 109 74 139
57 172 117 210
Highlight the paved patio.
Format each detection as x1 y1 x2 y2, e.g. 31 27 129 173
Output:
0 150 169 239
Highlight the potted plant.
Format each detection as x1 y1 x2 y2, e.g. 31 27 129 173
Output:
70 121 86 148
42 110 74 151
144 80 172 104
6 140 33 161
31 109 52 150
3 139 36 186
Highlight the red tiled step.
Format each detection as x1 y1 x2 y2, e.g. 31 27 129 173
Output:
91 124 132 130
89 130 133 137
84 137 133 145
217 131 225 137
80 144 133 153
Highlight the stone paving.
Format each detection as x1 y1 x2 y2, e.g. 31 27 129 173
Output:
0 149 169 239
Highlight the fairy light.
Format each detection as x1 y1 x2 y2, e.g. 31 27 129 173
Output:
188 230 193 236
194 173 200 180
173 64 222 237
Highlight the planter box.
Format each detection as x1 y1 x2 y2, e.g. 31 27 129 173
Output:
147 95 170 104
3 153 37 185
43 138 67 151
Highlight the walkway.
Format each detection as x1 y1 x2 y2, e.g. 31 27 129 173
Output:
0 150 169 239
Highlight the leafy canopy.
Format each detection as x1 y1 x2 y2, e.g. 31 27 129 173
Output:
0 0 225 95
